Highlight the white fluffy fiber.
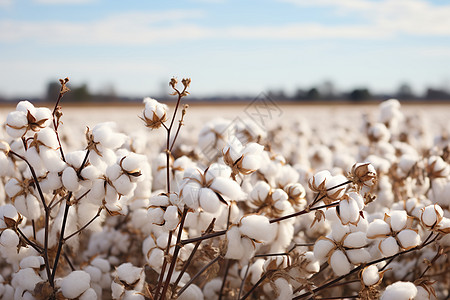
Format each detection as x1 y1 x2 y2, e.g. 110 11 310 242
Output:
239 215 276 243
362 265 380 286
116 263 142 285
380 281 417 300
60 270 91 299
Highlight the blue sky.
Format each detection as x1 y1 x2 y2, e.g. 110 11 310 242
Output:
1 0 450 98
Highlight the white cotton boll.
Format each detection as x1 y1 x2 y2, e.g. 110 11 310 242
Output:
0 229 19 248
111 281 124 299
121 153 145 173
91 258 110 273
206 163 232 180
339 198 360 225
106 164 122 182
241 155 261 171
34 107 52 126
397 229 420 249
313 238 335 261
203 278 222 299
250 181 271 203
428 156 449 177
39 148 66 172
348 192 365 210
116 263 142 285
421 204 444 227
11 268 43 292
272 189 288 203
362 265 380 286
1 204 19 222
148 248 164 269
5 178 21 198
346 248 371 264
18 194 41 220
309 170 331 189
16 100 35 114
178 284 204 300
25 146 43 169
79 288 97 300
239 215 276 243
37 127 59 149
389 210 407 232
380 236 399 256
80 165 101 181
343 232 367 248
40 172 62 193
6 111 27 138
225 226 244 260
367 219 391 238
62 167 80 192
369 123 390 142
20 256 44 269
331 223 350 242
61 270 91 299
325 175 347 199
164 206 180 231
199 187 222 213
274 277 293 300
113 174 135 196
210 177 243 200
84 266 102 283
329 250 351 276
147 207 165 225
223 138 243 162
380 281 417 300
66 150 86 169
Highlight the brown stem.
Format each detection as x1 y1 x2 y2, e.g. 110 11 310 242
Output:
63 207 102 241
16 227 42 253
240 271 270 300
172 218 216 290
218 259 230 300
238 262 251 300
154 230 173 300
181 230 227 245
177 256 221 297
160 207 189 300
269 201 339 224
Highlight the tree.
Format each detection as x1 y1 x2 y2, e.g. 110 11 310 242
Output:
396 83 414 100
349 88 371 102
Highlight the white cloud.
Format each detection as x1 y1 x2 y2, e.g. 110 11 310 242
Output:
0 0 12 7
280 0 450 36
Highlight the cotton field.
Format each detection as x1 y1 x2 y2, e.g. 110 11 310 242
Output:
0 79 449 300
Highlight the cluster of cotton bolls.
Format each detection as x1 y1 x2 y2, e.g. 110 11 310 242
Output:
1 92 450 300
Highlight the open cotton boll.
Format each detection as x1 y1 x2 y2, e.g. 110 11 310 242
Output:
181 182 201 209
346 248 370 264
178 284 204 300
16 100 35 114
4 178 22 199
421 204 444 227
343 232 367 248
113 175 135 196
389 211 408 232
239 215 276 243
397 229 420 249
147 207 165 225
329 250 351 276
0 229 20 248
121 153 146 173
325 174 347 199
379 236 399 256
210 177 243 200
116 263 142 285
274 277 292 300
0 204 19 228
367 219 390 238
199 187 222 213
11 268 43 292
40 148 66 172
15 194 41 220
6 111 27 138
362 265 380 286
19 256 44 269
331 223 350 242
225 226 245 260
62 167 80 192
36 127 59 149
309 170 331 191
164 205 180 231
249 181 271 203
79 288 97 300
339 197 361 225
61 270 91 299
65 150 87 169
313 238 335 262
380 281 417 300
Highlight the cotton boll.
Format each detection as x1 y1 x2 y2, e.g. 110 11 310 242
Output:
379 236 399 256
421 204 444 227
79 288 97 300
199 187 222 213
6 111 27 138
19 256 44 269
178 284 204 300
164 205 180 231
343 232 367 248
249 181 271 204
37 127 59 149
313 238 335 261
33 107 52 126
329 250 351 276
147 207 165 225
62 167 80 192
11 268 43 292
331 223 350 242
5 178 22 199
116 263 142 285
274 277 293 300
339 197 361 225
181 182 201 209
25 146 43 169
15 194 41 220
239 215 276 243
367 219 390 238
16 100 35 114
60 270 91 299
362 265 380 286
1 204 19 224
147 248 164 269
210 177 243 200
40 172 62 193
111 281 124 299
325 175 347 199
113 174 135 196
309 170 331 191
203 278 222 299
0 229 19 248
397 229 420 249
346 248 370 264
380 281 417 300
225 226 245 260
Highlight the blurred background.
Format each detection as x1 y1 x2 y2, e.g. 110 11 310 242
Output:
1 0 450 103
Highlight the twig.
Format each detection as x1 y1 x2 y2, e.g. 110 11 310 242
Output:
16 227 42 253
63 207 102 241
154 230 173 300
238 262 251 300
218 259 230 300
240 271 270 300
177 256 221 297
